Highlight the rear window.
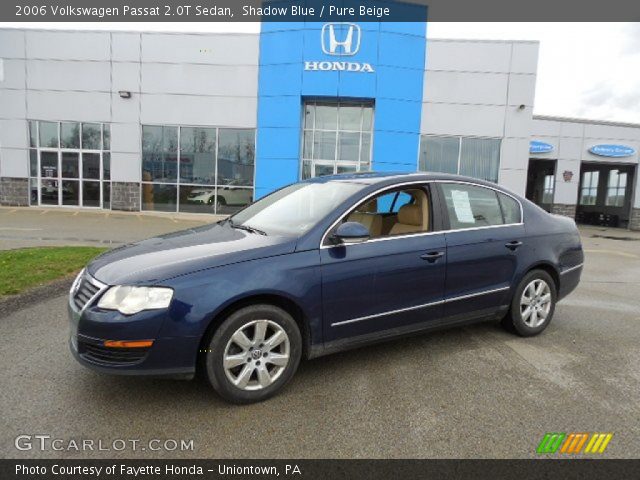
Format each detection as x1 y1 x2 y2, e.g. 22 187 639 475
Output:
440 183 504 229
498 192 521 224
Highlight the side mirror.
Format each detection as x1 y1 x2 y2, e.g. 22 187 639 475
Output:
333 222 370 245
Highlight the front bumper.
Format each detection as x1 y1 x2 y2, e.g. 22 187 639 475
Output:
68 277 198 379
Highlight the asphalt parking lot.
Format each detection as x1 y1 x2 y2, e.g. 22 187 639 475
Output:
1 207 639 458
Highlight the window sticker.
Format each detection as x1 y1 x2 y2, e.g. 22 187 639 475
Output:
450 189 475 224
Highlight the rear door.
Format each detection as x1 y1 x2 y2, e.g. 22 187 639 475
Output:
437 182 526 321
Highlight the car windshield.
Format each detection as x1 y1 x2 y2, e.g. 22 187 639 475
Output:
229 181 365 236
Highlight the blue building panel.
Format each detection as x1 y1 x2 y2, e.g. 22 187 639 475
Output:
255 2 428 198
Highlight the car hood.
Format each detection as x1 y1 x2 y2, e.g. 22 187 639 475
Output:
87 223 297 285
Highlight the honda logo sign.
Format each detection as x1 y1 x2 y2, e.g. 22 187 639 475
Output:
321 23 361 56
305 23 374 73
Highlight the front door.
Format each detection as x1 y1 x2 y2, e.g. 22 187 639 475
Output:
437 182 526 321
38 151 103 208
320 184 446 343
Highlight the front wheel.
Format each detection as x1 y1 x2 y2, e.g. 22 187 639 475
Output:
204 304 302 404
502 270 557 337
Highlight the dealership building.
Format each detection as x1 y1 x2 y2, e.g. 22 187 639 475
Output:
1 20 639 229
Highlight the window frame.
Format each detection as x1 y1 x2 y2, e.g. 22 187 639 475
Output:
27 120 111 209
578 170 600 206
301 100 374 180
605 169 628 208
140 123 257 215
418 134 502 183
321 181 446 248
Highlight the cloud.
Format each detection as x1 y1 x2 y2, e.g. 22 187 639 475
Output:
622 23 640 55
582 81 640 110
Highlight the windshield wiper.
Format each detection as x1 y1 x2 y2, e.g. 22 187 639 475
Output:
227 219 267 236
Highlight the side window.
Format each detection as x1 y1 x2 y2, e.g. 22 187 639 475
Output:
498 192 521 224
391 192 413 213
440 183 504 229
343 186 431 239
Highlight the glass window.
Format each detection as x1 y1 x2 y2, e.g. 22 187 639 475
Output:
459 138 501 183
419 136 459 174
579 171 599 206
29 178 38 205
61 122 80 149
419 136 501 183
29 150 37 177
498 192 521 224
39 121 58 148
29 121 111 209
40 179 58 205
542 174 555 204
61 180 79 206
82 181 101 207
29 121 37 148
40 152 58 178
83 153 101 180
338 105 361 130
180 127 216 184
312 131 336 161
605 169 627 207
338 132 360 161
61 152 79 178
142 125 256 214
342 186 430 239
315 105 338 130
103 152 110 181
302 101 374 178
142 126 178 183
103 125 111 150
441 183 504 230
142 183 177 212
231 181 365 237
82 123 102 150
217 129 255 186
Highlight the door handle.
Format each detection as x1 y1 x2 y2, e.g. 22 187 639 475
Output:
505 240 523 251
420 251 444 262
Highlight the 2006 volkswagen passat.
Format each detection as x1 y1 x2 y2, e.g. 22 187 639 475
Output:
69 173 583 403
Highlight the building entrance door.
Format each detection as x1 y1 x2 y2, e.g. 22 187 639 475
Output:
576 162 635 228
526 159 556 212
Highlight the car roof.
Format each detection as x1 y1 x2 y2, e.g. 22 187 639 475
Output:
304 171 504 190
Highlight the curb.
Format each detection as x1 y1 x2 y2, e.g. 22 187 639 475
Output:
0 275 74 315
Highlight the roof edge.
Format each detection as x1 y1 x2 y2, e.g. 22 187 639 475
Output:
533 114 640 129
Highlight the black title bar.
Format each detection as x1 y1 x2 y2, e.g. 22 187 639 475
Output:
3 0 640 22
3 459 640 480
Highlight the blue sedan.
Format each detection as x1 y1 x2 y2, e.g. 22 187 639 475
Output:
69 173 583 403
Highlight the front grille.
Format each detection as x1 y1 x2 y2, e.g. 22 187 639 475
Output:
79 341 149 366
72 273 101 311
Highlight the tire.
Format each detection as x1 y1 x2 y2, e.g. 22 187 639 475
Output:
204 304 302 404
501 269 557 337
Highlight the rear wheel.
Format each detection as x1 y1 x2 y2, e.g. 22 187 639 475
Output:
502 270 556 337
204 304 302 404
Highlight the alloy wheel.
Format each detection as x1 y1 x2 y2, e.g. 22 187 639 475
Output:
222 319 290 391
520 279 552 328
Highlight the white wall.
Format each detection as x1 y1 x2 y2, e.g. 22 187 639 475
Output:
531 116 640 207
0 28 260 182
422 39 539 196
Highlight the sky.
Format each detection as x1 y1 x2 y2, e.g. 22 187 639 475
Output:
2 22 639 124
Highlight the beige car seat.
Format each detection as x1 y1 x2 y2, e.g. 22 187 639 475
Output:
347 199 383 237
389 190 430 235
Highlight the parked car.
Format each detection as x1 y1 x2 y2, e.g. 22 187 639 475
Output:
69 172 583 403
185 182 253 210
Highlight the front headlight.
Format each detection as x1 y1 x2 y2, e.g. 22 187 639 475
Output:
97 286 174 315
